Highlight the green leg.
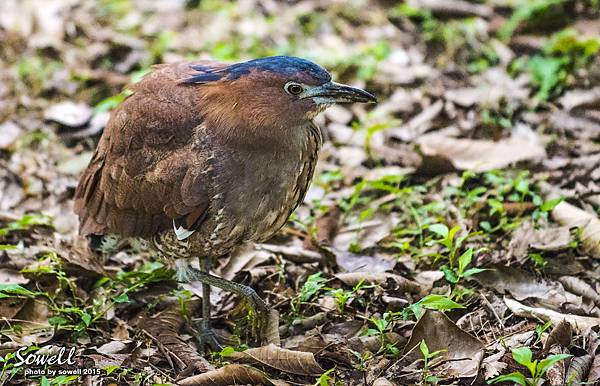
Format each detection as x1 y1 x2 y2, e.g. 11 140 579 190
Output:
200 257 211 353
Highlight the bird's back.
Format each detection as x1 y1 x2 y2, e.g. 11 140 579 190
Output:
74 60 321 257
74 61 221 238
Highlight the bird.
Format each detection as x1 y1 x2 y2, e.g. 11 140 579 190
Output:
73 55 376 350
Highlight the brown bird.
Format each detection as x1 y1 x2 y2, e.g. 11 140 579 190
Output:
74 56 376 348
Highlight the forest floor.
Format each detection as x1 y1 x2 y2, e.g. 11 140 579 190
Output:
1 0 600 385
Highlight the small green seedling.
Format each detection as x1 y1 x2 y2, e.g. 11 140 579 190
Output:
419 340 444 384
402 294 464 320
488 346 571 385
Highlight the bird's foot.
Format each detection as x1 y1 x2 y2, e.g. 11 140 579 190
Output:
191 321 235 353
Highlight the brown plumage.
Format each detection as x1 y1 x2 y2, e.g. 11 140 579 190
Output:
74 56 376 348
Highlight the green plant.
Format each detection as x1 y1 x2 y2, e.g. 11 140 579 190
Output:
488 346 571 385
0 213 53 237
498 0 566 41
314 367 338 386
419 340 444 384
291 272 328 314
326 279 367 316
402 294 464 319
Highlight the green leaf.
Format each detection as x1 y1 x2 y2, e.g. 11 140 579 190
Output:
300 273 327 302
419 339 429 358
537 353 572 377
458 248 473 275
219 346 236 357
81 312 92 326
441 265 458 284
528 55 565 101
487 371 528 386
419 294 464 311
540 198 562 212
511 347 535 377
112 293 129 303
462 267 487 278
428 224 449 238
0 284 38 297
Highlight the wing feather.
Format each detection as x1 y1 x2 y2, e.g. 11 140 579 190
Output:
74 61 218 238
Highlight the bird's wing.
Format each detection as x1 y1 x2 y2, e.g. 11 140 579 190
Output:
74 61 220 238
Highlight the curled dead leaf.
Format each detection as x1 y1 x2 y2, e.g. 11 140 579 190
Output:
178 364 282 386
552 201 600 258
504 297 600 333
335 272 422 293
543 319 572 353
228 343 324 376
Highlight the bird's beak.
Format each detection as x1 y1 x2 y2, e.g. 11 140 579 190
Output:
303 81 377 104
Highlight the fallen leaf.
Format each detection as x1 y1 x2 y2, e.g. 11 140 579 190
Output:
566 354 593 385
482 350 507 380
44 101 92 127
335 272 422 293
404 310 484 378
229 343 324 376
559 276 600 307
417 128 546 172
178 364 282 386
0 121 22 149
504 297 600 333
96 340 127 355
552 201 600 258
559 87 600 110
475 265 567 309
139 300 212 373
543 319 572 353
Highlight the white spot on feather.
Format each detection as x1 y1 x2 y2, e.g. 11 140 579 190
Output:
173 220 195 240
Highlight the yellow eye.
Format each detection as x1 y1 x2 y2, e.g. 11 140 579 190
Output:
285 83 304 95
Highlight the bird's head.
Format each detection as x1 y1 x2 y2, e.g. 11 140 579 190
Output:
182 56 376 144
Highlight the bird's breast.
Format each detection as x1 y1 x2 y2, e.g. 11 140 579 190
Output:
194 126 320 253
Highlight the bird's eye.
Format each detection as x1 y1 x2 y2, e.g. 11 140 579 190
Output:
285 83 304 95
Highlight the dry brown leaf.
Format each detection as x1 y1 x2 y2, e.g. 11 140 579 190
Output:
372 378 394 386
546 346 569 386
482 350 507 380
0 268 28 285
559 276 600 306
552 201 600 258
476 265 567 309
508 222 572 261
559 87 600 110
417 130 546 172
228 343 324 376
504 297 600 333
335 272 423 293
543 319 572 353
44 101 92 127
140 300 212 373
566 354 592 384
388 99 443 142
404 310 484 378
588 355 600 383
219 244 273 281
333 213 400 252
323 246 396 273
178 364 282 386
407 0 492 18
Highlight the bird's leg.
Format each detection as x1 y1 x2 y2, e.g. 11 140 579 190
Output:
199 256 212 352
174 258 222 352
185 266 269 337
